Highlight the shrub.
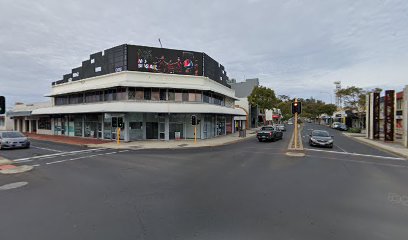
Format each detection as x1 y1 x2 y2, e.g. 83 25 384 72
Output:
348 127 361 133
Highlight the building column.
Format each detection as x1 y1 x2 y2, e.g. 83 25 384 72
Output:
403 85 408 147
165 114 169 141
368 93 374 139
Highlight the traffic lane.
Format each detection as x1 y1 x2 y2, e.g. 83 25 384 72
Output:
0 139 88 160
2 141 408 239
302 123 397 158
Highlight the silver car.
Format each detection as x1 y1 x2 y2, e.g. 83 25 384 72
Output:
275 124 286 131
0 131 30 149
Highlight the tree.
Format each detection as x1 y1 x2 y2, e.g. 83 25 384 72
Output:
248 86 278 125
336 86 363 111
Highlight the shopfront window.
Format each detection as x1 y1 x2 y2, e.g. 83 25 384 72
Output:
38 117 51 130
104 89 117 101
151 88 160 101
160 89 167 100
144 88 151 100
116 87 127 100
175 89 182 102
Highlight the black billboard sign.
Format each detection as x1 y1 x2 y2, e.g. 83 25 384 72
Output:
127 45 203 76
373 92 380 139
384 90 395 141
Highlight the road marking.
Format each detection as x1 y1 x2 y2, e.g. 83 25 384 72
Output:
0 182 28 191
308 155 408 169
45 151 118 165
31 146 64 153
31 164 40 167
13 148 106 163
334 144 347 152
304 148 406 160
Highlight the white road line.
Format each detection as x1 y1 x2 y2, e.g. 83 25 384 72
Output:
45 151 117 165
31 146 65 153
334 143 347 153
31 164 40 167
304 148 406 161
310 155 408 169
13 148 106 162
118 150 129 153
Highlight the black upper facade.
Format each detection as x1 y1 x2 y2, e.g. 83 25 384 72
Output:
53 44 230 88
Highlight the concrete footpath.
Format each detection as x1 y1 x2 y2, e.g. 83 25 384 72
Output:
87 130 257 150
343 132 408 159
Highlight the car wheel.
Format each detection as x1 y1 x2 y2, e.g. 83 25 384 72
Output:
258 139 262 142
329 144 333 148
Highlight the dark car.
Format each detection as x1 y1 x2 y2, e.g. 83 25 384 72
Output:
336 123 348 131
0 131 30 149
257 126 283 142
308 130 333 148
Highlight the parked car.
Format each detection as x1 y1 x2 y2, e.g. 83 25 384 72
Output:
275 124 286 131
331 122 341 129
336 123 348 131
287 121 293 125
257 126 283 142
0 131 30 149
331 122 348 131
308 130 333 148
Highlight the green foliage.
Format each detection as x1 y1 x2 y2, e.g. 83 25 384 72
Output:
348 127 362 133
336 86 363 111
278 96 336 119
247 86 278 113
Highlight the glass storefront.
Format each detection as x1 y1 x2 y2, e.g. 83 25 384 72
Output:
84 114 102 138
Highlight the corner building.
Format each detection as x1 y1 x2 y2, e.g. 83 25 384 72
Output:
32 44 246 141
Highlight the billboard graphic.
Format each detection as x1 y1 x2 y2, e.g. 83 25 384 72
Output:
373 92 380 139
127 45 203 76
384 90 395 141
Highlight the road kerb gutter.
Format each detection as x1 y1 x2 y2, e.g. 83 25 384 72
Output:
0 156 34 175
287 124 305 157
342 133 408 159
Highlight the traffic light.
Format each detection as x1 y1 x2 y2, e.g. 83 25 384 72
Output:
191 115 197 125
291 101 302 114
0 96 5 114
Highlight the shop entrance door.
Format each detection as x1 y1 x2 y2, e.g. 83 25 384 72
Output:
146 122 158 139
111 116 124 140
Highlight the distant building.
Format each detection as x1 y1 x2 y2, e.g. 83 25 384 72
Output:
230 78 259 98
230 78 260 128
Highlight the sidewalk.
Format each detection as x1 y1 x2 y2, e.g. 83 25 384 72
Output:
26 133 110 145
24 130 257 150
87 130 257 150
343 132 408 159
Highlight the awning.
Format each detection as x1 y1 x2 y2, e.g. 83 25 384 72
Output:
32 102 247 116
6 111 32 117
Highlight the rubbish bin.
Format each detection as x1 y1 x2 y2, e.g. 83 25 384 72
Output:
239 129 246 137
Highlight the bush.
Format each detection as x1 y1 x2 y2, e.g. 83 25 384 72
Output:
348 127 361 133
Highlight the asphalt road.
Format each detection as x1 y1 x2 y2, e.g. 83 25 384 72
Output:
1 126 408 240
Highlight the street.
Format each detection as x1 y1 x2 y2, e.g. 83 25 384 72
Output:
1 124 408 240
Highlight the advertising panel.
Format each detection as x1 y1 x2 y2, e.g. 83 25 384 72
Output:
373 92 380 139
384 90 395 141
128 45 203 76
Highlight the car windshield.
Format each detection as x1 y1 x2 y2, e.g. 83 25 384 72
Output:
1 132 25 138
261 127 274 131
312 131 330 137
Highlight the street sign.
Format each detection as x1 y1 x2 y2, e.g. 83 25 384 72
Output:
0 96 5 114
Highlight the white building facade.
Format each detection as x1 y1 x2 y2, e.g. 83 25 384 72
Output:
27 44 246 141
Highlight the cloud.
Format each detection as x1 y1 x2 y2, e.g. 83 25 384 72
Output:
0 0 407 107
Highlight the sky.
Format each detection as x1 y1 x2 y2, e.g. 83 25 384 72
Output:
1 0 408 107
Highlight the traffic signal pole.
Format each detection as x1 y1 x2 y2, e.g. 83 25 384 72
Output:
294 98 298 148
194 126 197 144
